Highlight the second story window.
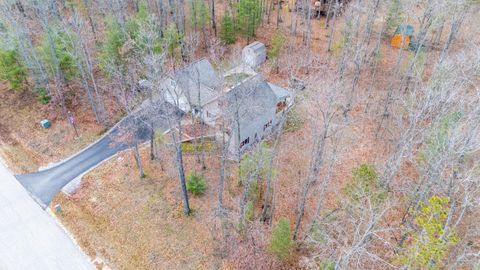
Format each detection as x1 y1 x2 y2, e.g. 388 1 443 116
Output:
240 137 250 148
206 111 215 118
263 120 272 131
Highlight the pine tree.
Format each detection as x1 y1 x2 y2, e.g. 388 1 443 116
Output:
268 30 285 73
189 0 209 32
220 13 235 44
163 23 183 60
99 17 126 75
0 49 27 90
125 2 149 42
189 0 210 49
236 0 262 41
38 29 77 81
269 217 294 261
0 48 27 90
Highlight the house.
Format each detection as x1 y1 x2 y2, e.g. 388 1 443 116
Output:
161 58 222 124
161 58 293 158
225 73 292 157
242 41 267 68
391 24 414 49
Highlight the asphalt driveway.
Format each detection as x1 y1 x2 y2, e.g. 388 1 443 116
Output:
15 101 178 208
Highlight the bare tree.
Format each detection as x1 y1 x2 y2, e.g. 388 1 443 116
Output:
293 75 347 240
33 0 70 117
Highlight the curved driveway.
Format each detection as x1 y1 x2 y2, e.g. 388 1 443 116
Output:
15 115 154 209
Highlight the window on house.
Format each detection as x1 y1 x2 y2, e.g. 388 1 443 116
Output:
263 120 272 131
276 100 287 113
192 107 201 116
240 137 250 148
206 111 215 118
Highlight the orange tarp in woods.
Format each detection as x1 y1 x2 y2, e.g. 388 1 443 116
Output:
391 34 410 49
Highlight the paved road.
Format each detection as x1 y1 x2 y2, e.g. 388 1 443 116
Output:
0 160 95 270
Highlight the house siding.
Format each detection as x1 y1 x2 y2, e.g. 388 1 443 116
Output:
234 102 276 154
242 42 267 67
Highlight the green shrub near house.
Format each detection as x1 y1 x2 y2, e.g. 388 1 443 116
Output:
284 107 304 132
186 172 207 195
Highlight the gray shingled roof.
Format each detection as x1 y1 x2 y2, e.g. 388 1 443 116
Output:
268 82 291 100
173 58 221 107
246 41 266 53
227 74 277 124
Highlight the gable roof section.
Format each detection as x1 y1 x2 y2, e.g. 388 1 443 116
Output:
245 41 266 53
394 24 414 37
173 58 221 107
176 58 221 89
268 82 291 100
227 74 277 126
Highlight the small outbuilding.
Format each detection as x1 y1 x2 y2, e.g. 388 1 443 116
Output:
242 41 267 68
391 24 414 49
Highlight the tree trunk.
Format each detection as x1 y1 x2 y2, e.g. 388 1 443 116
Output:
134 143 145 178
150 127 156 160
168 112 191 215
46 29 69 118
81 0 98 43
217 117 231 211
210 0 217 36
276 0 281 28
261 106 289 222
293 125 328 240
327 0 339 52
175 130 191 215
200 118 206 170
325 0 335 28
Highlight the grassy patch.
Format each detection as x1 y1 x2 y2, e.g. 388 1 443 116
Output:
225 73 250 83
0 145 39 173
181 141 215 154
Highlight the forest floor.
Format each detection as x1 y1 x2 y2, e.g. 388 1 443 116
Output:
2 6 421 269
52 143 238 269
0 81 121 173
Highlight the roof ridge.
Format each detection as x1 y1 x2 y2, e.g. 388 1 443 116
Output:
174 57 209 74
